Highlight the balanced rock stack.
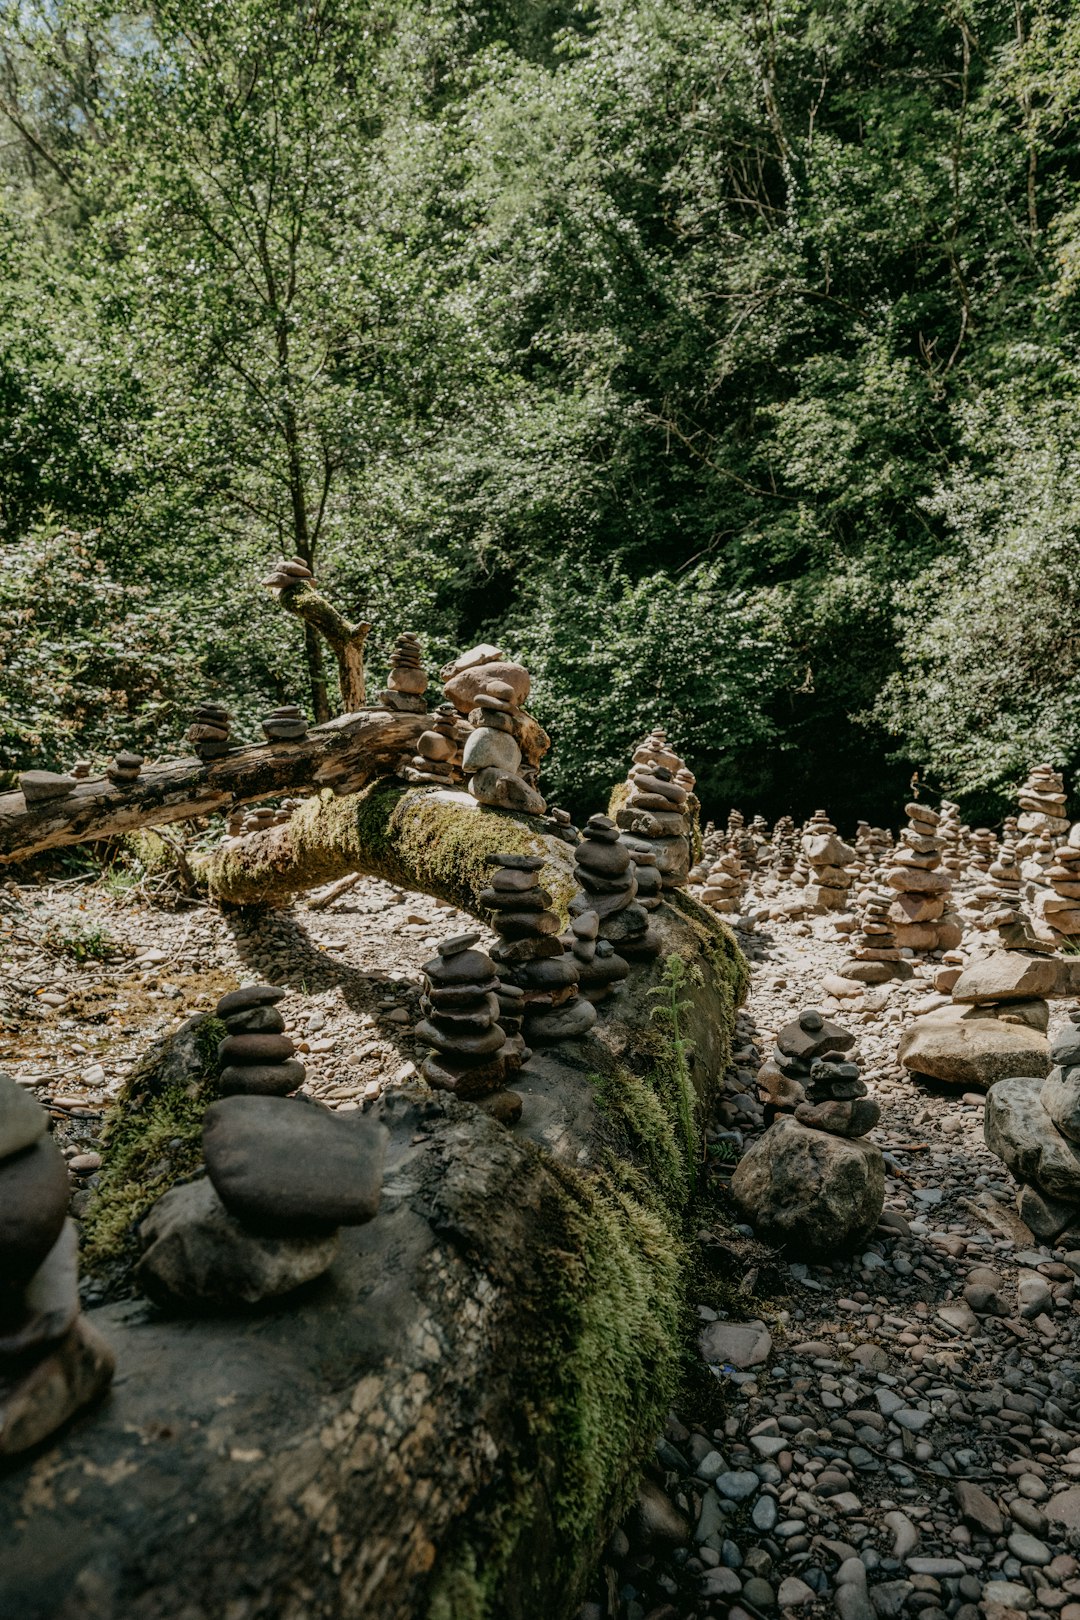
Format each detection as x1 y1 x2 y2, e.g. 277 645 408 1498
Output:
1034 829 1080 946
772 816 797 881
261 704 307 742
967 827 996 880
938 800 965 881
885 802 962 952
734 1012 884 1259
405 703 468 786
572 813 657 961
106 750 143 785
615 730 694 891
699 849 744 916
261 555 314 590
754 1008 857 1116
973 839 1024 932
374 631 428 714
620 836 663 913
899 951 1056 1091
18 769 77 805
0 1074 114 1454
564 910 629 1004
415 932 525 1121
137 1093 386 1309
483 854 597 1045
800 809 855 910
836 888 913 986
985 1014 1080 1246
440 646 548 816
1017 764 1069 847
71 759 92 780
215 985 305 1096
541 805 579 845
187 701 231 761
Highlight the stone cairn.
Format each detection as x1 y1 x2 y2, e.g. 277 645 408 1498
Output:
573 813 659 965
1037 827 1080 947
838 887 913 986
415 931 526 1122
938 800 964 883
698 848 744 916
441 646 547 816
405 703 468 787
755 1007 856 1116
0 1074 115 1455
18 769 77 805
187 700 231 761
614 729 694 891
899 951 1056 1092
375 631 428 714
72 759 91 780
261 555 314 590
734 1011 884 1259
620 835 664 915
1017 764 1069 850
215 985 306 1096
106 750 143 785
772 815 797 881
261 704 307 742
985 1013 1080 1247
972 836 1024 932
483 854 597 1045
885 802 961 952
800 809 855 910
138 1085 386 1309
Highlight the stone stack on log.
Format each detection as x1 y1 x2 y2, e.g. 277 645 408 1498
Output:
898 951 1056 1091
261 556 313 590
614 730 694 891
187 701 231 761
375 632 428 714
404 703 468 787
800 809 856 910
985 1013 1080 1246
698 849 744 916
573 813 659 962
564 909 629 1005
0 1074 115 1455
261 704 307 743
483 853 597 1046
137 1095 386 1309
415 932 526 1120
733 1013 884 1259
106 750 143 785
885 802 962 952
441 647 548 816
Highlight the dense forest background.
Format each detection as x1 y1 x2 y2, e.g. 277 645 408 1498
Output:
1 0 1079 826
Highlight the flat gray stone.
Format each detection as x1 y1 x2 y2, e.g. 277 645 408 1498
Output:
698 1318 772 1369
0 1073 47 1162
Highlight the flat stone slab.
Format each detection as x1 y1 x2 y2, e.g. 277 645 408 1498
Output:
698 1319 772 1369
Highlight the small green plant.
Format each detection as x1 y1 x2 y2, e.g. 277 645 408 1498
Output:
648 953 699 1191
42 917 116 963
708 1137 738 1166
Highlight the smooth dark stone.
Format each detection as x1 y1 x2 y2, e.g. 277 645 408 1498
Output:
203 1098 388 1235
217 1034 296 1066
0 1138 70 1285
0 1075 47 1163
218 1060 306 1098
215 985 286 1019
221 1006 287 1037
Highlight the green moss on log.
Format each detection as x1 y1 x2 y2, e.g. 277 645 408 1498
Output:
81 1014 225 1273
426 930 748 1620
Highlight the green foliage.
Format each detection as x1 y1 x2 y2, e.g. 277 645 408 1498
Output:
648 953 700 1192
3 0 1080 818
41 914 115 962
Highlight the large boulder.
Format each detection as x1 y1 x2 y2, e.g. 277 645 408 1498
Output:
985 1076 1080 1201
951 953 1061 1005
730 1116 884 1259
898 1004 1049 1089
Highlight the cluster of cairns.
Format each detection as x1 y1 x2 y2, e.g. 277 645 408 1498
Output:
1017 763 1069 844
798 809 856 910
986 1013 1080 1246
187 701 231 762
415 931 530 1125
261 555 314 591
261 703 307 743
404 703 467 786
441 646 548 816
226 798 305 839
899 950 1058 1092
137 985 387 1308
884 801 961 952
615 729 694 890
572 814 660 965
734 1011 884 1259
485 854 598 1043
1032 824 1080 946
376 632 428 714
0 1074 114 1454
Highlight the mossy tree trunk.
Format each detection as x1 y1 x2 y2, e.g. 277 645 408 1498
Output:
201 781 581 916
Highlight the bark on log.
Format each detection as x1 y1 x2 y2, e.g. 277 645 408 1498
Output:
270 579 372 711
0 882 748 1620
202 781 578 912
0 711 426 867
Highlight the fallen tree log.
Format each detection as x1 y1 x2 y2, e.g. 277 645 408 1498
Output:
202 780 579 911
0 871 748 1620
0 710 427 867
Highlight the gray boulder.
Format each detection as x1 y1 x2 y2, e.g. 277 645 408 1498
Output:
898 1004 1049 1089
985 1076 1080 1202
1041 1064 1080 1143
950 953 1060 1005
136 1178 340 1308
730 1116 884 1259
